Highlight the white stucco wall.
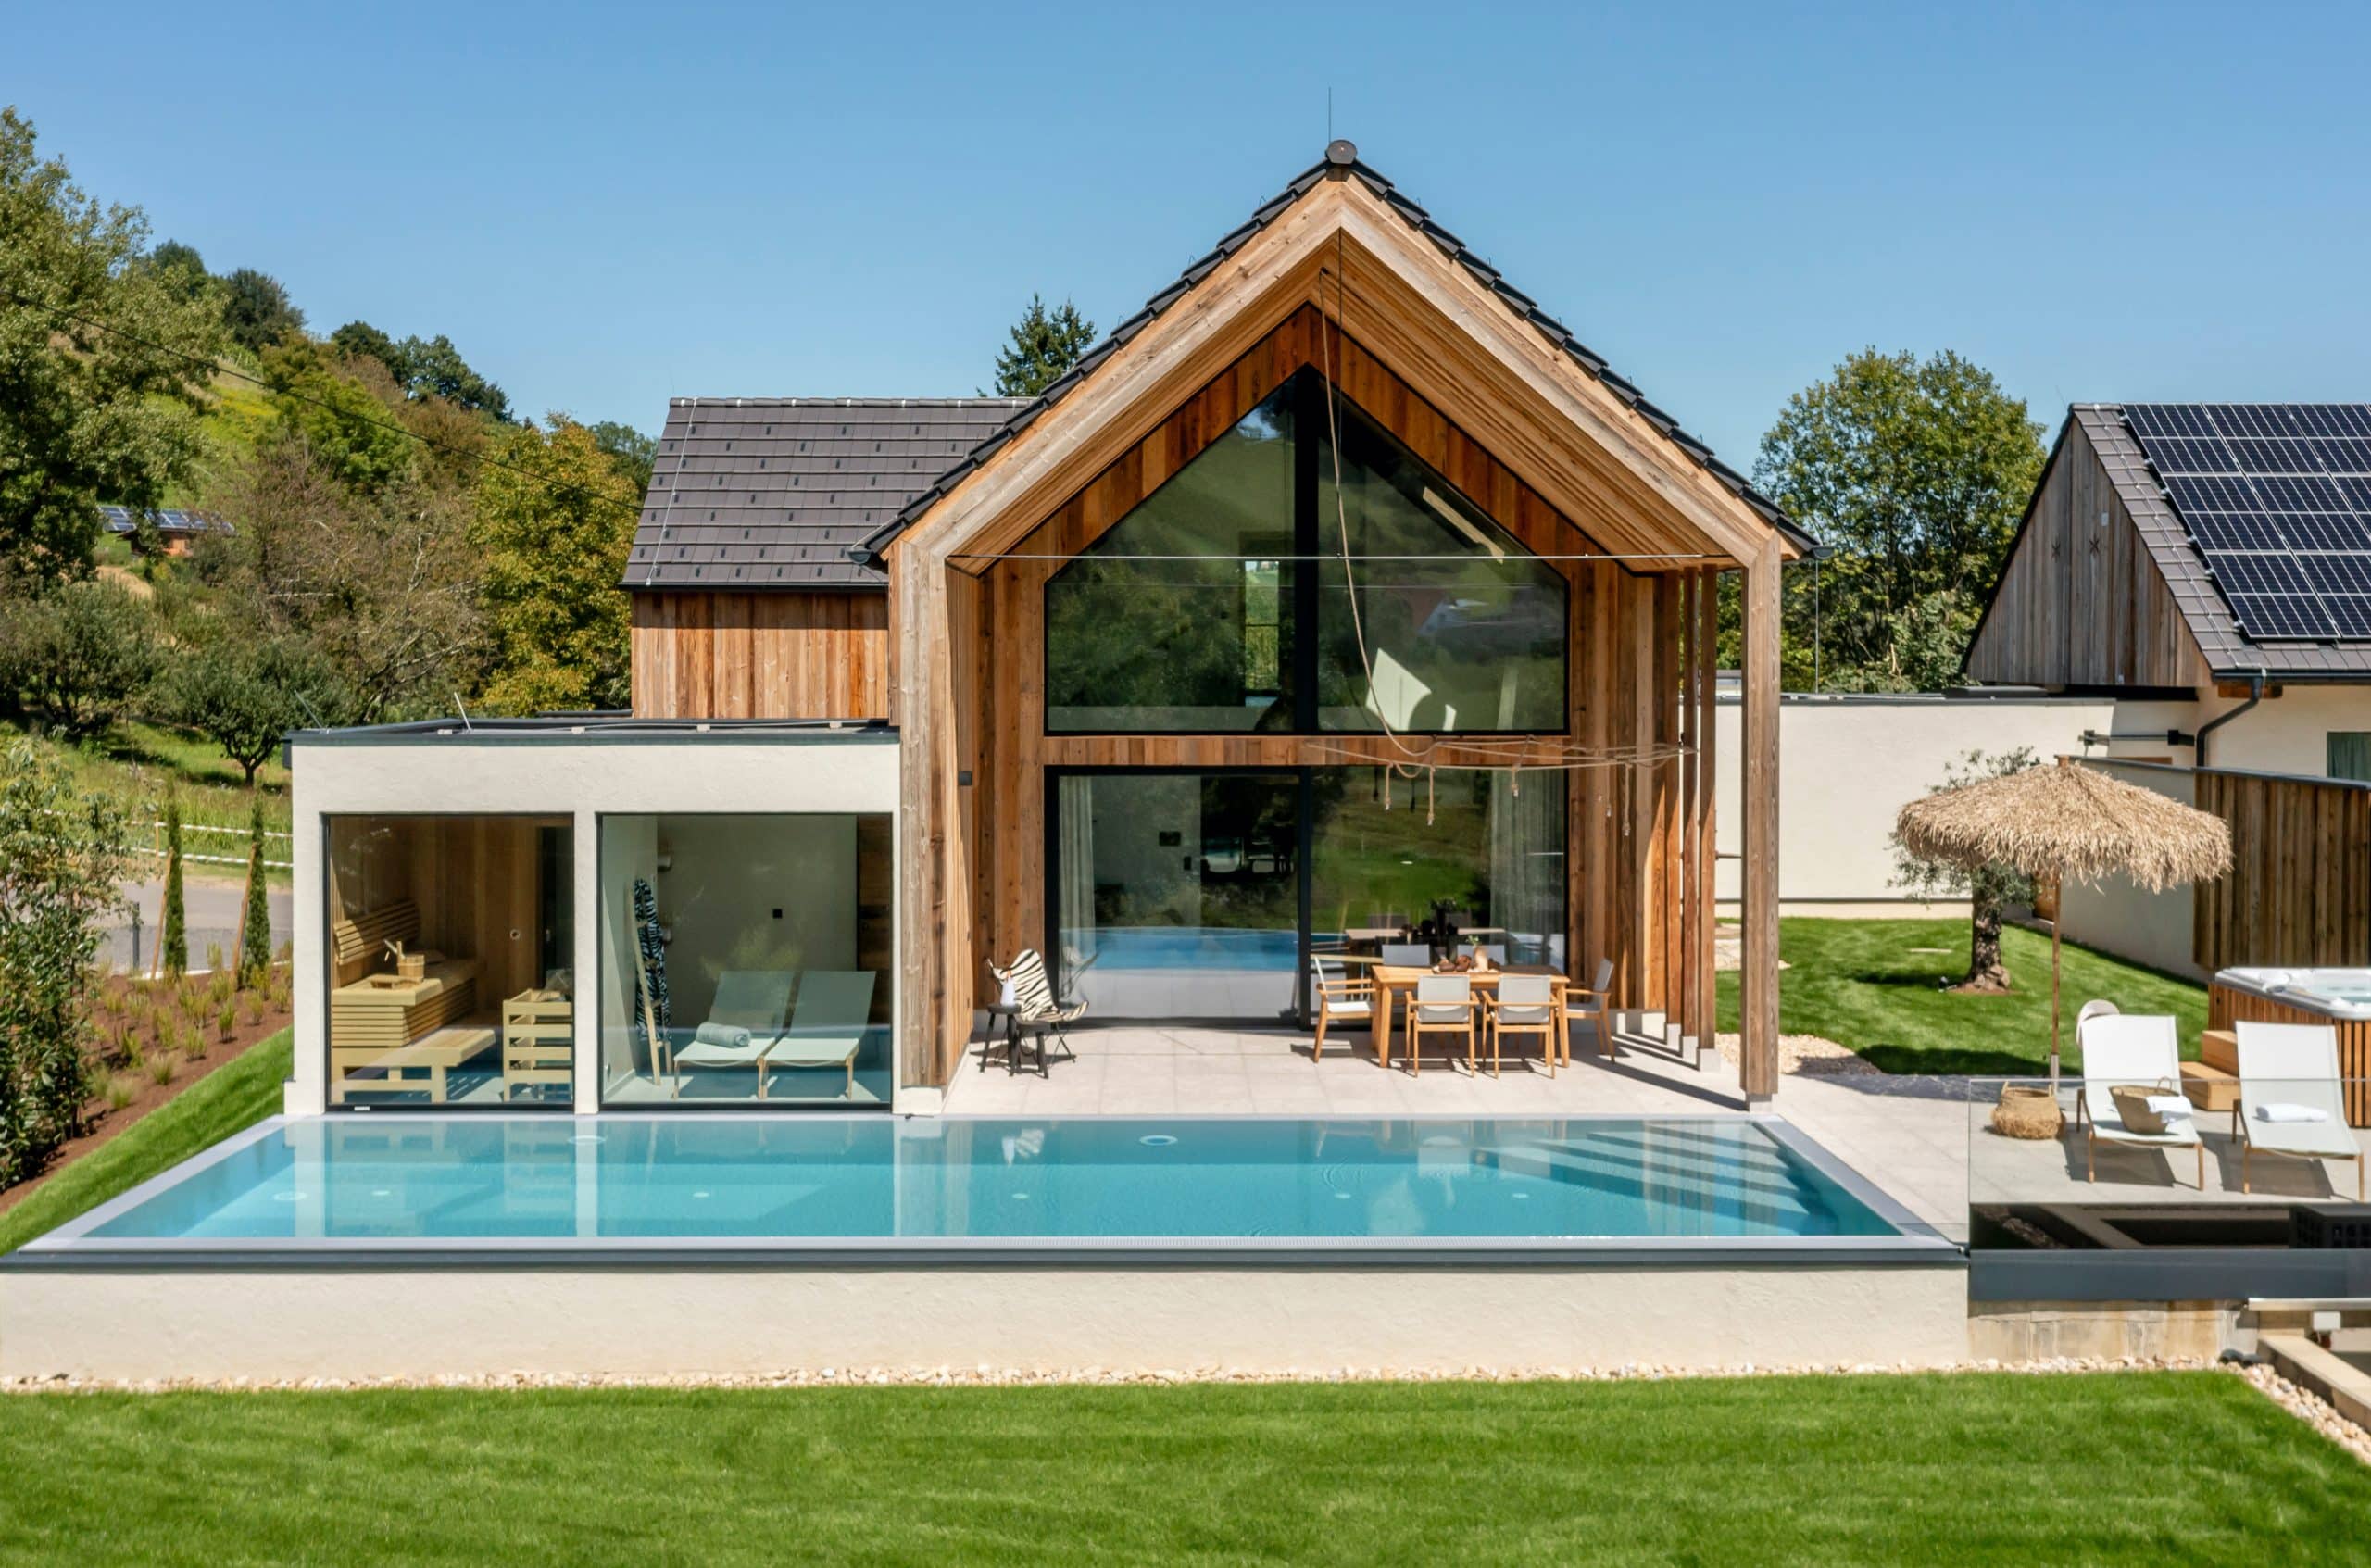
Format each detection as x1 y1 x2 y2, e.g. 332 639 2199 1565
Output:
2187 685 2371 777
287 728 900 1116
1713 694 2110 913
2053 759 2203 981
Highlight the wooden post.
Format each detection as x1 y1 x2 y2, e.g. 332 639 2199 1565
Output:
1740 538 1783 1103
1695 567 1718 1064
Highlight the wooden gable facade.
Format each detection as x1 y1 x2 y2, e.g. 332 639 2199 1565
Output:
875 164 1800 1099
1964 416 2210 693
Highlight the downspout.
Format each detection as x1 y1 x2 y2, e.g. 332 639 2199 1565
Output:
2194 672 2265 770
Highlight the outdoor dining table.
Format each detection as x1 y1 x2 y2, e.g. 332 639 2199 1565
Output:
1367 962 1569 1071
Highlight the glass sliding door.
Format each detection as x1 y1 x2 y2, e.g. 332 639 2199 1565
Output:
1051 772 1301 1022
1309 768 1565 970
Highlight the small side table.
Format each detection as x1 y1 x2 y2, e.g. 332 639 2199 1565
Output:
980 1002 1050 1078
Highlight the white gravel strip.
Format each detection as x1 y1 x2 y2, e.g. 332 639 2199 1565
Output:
4 1353 2216 1397
2234 1361 2371 1467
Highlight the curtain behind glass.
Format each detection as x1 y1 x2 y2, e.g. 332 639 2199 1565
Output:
1487 771 1565 968
1057 775 1095 986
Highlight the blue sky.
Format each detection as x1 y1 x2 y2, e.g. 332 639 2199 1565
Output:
14 2 2370 466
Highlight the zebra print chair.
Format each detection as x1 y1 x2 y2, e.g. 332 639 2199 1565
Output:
985 947 1088 1073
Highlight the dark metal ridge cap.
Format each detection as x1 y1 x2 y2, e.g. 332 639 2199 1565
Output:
851 145 1809 570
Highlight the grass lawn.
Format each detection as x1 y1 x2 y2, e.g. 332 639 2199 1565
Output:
0 1372 2362 1564
1719 918 2209 1075
0 1029 289 1255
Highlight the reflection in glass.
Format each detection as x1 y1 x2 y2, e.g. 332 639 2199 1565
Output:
1310 769 1564 968
324 814 573 1110
1316 402 1566 733
598 813 894 1107
1045 384 1297 732
1054 772 1300 1021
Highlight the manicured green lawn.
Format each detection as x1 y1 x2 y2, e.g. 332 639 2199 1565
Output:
0 1029 289 1254
0 1373 2361 1564
1720 919 2209 1075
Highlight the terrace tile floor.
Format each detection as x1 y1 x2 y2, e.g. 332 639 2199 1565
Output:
940 1021 2371 1247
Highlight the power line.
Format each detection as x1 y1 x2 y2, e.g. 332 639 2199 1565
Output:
1 285 647 524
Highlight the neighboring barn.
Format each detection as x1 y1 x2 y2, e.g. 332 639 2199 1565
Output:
1964 403 2371 977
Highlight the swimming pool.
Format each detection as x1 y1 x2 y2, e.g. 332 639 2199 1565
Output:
25 1114 1922 1257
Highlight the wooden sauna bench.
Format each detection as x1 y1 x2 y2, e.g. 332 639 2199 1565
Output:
330 960 496 1105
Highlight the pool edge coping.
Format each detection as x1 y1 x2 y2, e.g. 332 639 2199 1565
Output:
6 1111 1965 1272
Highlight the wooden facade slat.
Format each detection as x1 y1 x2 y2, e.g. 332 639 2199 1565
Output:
2192 769 2371 974
631 590 890 720
1964 420 2209 690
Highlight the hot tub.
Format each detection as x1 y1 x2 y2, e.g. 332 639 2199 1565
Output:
2209 968 2371 1126
2214 967 2371 1022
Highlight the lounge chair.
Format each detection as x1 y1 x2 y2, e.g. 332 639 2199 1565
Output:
759 971 879 1100
1309 954 1373 1065
2075 1012 2202 1186
1484 973 1558 1078
670 970 796 1098
1408 974 1476 1076
2235 1022 2364 1200
1562 958 1616 1063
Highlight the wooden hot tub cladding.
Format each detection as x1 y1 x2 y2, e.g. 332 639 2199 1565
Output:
2206 983 2371 1127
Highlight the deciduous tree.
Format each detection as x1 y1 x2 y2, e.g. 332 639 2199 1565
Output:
220 266 304 352
1743 349 2045 691
0 738 129 1185
470 417 642 712
169 636 349 783
1891 746 2039 992
0 107 224 584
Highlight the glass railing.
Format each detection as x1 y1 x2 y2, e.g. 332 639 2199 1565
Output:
1966 1073 2371 1261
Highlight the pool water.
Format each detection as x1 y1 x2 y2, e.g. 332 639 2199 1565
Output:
60 1116 1902 1246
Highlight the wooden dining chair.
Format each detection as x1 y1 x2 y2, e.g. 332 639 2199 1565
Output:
1562 958 1616 1063
1485 973 1559 1078
1309 954 1374 1065
1408 975 1477 1076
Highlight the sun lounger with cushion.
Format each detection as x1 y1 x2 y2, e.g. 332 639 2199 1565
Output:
2076 1012 2202 1186
2235 1022 2364 1199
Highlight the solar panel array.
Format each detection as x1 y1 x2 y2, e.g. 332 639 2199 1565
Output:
2124 404 2371 640
95 505 225 535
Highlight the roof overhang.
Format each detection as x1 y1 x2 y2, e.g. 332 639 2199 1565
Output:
859 165 1805 575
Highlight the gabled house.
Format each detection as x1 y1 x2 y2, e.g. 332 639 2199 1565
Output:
282 144 1809 1118
1965 403 2371 779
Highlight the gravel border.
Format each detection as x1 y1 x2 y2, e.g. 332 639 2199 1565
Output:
2235 1361 2371 1467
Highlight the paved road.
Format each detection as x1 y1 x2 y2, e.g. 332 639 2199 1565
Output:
106 874 292 975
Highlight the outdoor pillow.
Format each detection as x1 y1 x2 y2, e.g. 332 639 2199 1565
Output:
693 1022 752 1051
2254 1102 2329 1123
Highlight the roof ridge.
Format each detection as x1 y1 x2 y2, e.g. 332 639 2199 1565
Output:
666 395 1032 408
851 144 1807 565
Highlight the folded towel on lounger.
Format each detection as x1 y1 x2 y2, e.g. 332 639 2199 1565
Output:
2254 1102 2329 1124
693 1022 752 1051
2144 1095 2192 1119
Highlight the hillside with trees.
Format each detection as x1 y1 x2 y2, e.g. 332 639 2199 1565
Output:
0 106 656 823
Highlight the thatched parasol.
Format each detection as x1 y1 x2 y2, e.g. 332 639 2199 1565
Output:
1894 759 2232 1085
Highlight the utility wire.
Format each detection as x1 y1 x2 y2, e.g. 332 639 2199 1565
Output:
2 285 648 524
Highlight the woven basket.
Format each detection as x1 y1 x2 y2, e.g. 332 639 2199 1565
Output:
1991 1084 2063 1140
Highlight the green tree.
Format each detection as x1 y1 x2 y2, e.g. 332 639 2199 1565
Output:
1890 746 2039 992
0 738 129 1185
219 266 304 352
990 294 1097 397
239 792 270 988
169 635 349 784
392 332 509 420
330 319 396 371
145 238 212 303
1745 349 2045 691
2 578 159 736
258 340 414 494
159 793 186 981
470 416 641 712
589 420 658 493
0 107 225 585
